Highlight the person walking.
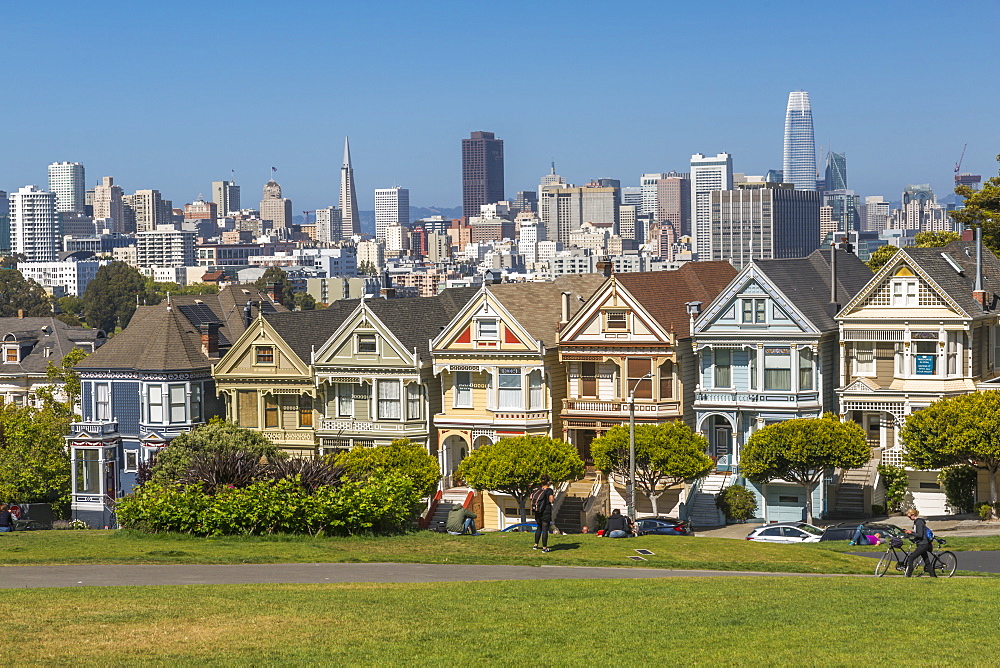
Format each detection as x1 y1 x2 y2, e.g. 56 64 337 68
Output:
0 504 13 533
530 475 555 552
904 508 936 577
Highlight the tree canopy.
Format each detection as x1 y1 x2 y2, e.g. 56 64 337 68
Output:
331 438 440 497
913 231 962 248
0 268 51 317
44 346 90 410
456 436 584 522
741 414 870 523
82 261 146 332
902 391 1000 506
150 419 283 485
254 267 295 305
952 154 1000 251
591 422 713 516
865 244 899 272
0 400 75 515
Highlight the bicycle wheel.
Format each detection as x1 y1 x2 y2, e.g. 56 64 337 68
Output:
875 552 893 577
935 551 958 578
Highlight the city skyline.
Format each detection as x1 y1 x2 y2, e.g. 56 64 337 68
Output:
2 2 998 211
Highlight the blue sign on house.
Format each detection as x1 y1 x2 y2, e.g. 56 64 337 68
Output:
915 354 936 375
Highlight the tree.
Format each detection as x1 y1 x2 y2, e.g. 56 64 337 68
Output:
0 268 51 317
82 262 146 332
741 414 870 523
358 260 378 276
0 400 74 515
254 266 295 305
914 231 961 248
591 422 713 515
457 436 584 522
44 346 90 410
952 154 1000 251
150 419 284 485
902 392 1000 511
331 438 439 496
294 292 317 311
865 244 899 272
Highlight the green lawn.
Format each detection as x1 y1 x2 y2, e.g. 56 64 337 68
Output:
3 577 993 665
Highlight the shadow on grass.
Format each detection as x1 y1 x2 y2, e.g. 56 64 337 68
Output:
546 542 580 551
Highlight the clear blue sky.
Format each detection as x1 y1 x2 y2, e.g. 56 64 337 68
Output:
4 0 998 212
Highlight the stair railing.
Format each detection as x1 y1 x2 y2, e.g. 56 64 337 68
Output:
550 479 572 521
419 490 444 529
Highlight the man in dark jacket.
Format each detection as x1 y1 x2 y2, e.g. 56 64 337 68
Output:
603 508 633 538
904 508 936 577
446 503 481 535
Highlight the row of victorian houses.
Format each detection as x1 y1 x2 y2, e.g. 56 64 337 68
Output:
64 238 1000 528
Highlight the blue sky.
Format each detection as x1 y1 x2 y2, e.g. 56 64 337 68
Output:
4 0 998 212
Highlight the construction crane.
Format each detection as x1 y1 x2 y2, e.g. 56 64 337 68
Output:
302 211 313 226
955 144 968 183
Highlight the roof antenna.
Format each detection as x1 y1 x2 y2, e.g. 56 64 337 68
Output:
166 291 172 311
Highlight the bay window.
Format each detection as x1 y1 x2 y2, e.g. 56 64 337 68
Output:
763 348 791 391
529 370 544 409
377 380 402 420
169 384 186 423
337 383 354 417
498 368 523 410
148 385 164 423
75 449 100 494
912 340 938 376
95 383 111 421
627 358 652 399
454 371 472 408
406 383 421 420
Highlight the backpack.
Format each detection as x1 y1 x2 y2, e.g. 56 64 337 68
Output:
925 526 934 541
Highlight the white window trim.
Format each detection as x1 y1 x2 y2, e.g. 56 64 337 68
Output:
123 450 140 473
453 371 473 409
475 318 499 340
356 333 378 355
852 342 877 378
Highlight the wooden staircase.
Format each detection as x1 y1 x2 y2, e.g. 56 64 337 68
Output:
554 478 596 534
427 487 472 532
688 472 731 528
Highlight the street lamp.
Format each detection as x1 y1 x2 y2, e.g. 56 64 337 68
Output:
627 372 653 522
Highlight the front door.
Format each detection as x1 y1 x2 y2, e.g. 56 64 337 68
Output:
713 425 732 471
577 429 596 466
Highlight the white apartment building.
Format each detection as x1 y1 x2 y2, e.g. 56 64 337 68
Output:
140 266 188 285
690 152 733 259
92 177 126 233
315 206 342 244
862 196 890 232
374 187 409 241
19 259 103 296
47 162 86 214
549 253 596 276
640 173 666 217
125 189 167 233
385 223 410 255
518 220 542 264
134 226 196 268
10 186 59 262
356 239 385 271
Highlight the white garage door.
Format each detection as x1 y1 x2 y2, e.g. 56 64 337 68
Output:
766 486 806 522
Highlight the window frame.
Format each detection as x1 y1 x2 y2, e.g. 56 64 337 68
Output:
406 382 421 420
476 318 499 340
891 279 918 307
763 347 792 391
123 450 140 473
798 347 814 391
713 349 732 389
254 345 275 365
147 384 164 424
497 367 524 410
190 383 202 423
337 383 354 417
741 298 766 324
853 342 876 377
604 310 629 331
454 371 473 408
95 382 111 421
356 333 378 355
376 379 402 420
168 383 186 424
627 358 653 400
299 394 313 428
264 395 279 428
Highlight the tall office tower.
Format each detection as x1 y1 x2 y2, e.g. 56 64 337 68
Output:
10 185 58 262
260 179 292 229
47 162 86 214
823 189 860 232
861 196 890 232
461 131 505 219
340 137 361 237
618 204 639 243
426 231 451 263
782 91 817 191
538 185 618 244
211 179 241 217
824 151 847 192
315 206 343 244
621 187 642 208
126 189 166 232
513 191 538 215
690 152 733 259
374 187 409 241
581 184 619 228
92 177 125 233
540 163 565 189
0 191 9 253
657 175 691 236
819 206 836 243
709 182 820 269
640 173 666 216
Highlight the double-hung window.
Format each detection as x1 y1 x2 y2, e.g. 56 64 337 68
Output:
299 394 313 427
357 334 377 354
580 362 598 398
714 349 732 388
476 319 498 340
190 384 202 423
742 298 766 324
377 380 401 420
95 383 111 421
627 359 653 399
498 368 523 410
406 383 421 420
148 385 164 423
169 384 186 423
763 348 792 391
529 370 544 409
798 348 814 391
75 449 100 494
264 395 279 428
853 343 875 376
337 383 354 417
454 371 473 408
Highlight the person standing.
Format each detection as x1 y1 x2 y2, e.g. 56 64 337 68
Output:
530 475 555 552
904 508 936 577
0 504 13 533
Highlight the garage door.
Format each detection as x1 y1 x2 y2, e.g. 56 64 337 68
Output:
766 487 806 522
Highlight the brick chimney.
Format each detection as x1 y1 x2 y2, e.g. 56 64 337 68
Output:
266 282 283 305
199 322 221 358
596 256 614 278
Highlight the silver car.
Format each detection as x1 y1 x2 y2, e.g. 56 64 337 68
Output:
746 522 823 543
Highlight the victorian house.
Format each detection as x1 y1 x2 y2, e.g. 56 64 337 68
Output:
693 249 872 522
837 239 1000 515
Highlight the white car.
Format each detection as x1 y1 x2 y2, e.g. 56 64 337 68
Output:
746 522 823 543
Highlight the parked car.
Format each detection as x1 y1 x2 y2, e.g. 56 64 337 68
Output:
746 522 823 543
634 517 692 536
819 522 906 543
500 522 538 533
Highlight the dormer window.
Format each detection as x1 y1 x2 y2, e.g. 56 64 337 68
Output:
5 346 18 363
741 298 766 324
255 346 275 364
605 311 628 330
357 334 378 354
476 319 498 340
891 279 918 307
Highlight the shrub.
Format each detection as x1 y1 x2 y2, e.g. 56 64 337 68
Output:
871 504 886 517
151 420 283 485
938 465 977 514
181 451 267 494
331 439 440 497
878 464 908 513
978 503 994 521
716 485 758 522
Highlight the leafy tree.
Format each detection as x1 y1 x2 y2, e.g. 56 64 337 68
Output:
902 391 1000 510
877 464 908 513
294 292 317 311
254 266 295 305
44 346 90 410
938 465 978 515
150 419 284 485
591 422 713 515
914 231 961 248
741 414 870 523
952 154 1000 251
357 260 378 276
457 435 584 522
0 268 51 317
57 295 85 316
865 244 899 272
331 438 439 496
716 484 758 522
82 262 146 332
0 401 74 515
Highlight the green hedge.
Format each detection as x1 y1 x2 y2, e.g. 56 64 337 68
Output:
116 473 421 537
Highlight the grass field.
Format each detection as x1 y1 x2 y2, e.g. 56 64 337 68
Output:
0 529 887 574
3 577 995 665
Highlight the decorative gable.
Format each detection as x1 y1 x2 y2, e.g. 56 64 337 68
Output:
559 279 669 344
432 291 537 354
695 266 815 335
861 267 947 308
213 317 310 378
313 304 413 366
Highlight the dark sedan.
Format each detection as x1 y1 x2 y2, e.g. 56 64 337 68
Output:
819 522 906 543
634 517 692 536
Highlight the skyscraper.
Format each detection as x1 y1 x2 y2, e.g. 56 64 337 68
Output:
125 189 166 233
374 187 409 241
690 152 733 259
47 162 86 214
260 179 292 229
10 185 58 262
657 174 691 236
0 191 9 253
315 206 343 244
340 137 360 238
92 177 125 233
824 151 847 192
212 179 241 217
782 91 817 191
462 131 504 219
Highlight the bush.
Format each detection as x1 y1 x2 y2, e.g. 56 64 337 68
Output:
978 503 994 521
716 485 758 522
331 439 439 497
938 465 977 514
878 464 908 513
871 504 886 517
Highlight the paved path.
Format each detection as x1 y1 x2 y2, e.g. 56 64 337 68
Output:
850 550 1000 573
0 562 866 589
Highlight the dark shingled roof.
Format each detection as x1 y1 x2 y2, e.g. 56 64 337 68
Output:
614 261 738 338
486 275 606 348
754 249 873 331
896 240 1000 317
76 305 210 372
0 317 105 375
171 284 286 347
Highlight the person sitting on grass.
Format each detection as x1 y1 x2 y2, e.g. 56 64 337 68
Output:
603 508 633 538
446 503 482 536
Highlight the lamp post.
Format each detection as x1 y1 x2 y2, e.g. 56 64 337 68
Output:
627 372 653 522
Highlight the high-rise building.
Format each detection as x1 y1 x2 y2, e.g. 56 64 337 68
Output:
782 91 817 191
823 189 860 232
315 206 343 244
211 179 241 217
10 185 59 262
0 191 9 253
540 164 565 190
709 182 820 269
340 137 360 238
47 162 86 214
124 189 166 233
819 205 836 242
260 179 292 229
374 187 409 241
618 204 639 243
135 227 197 268
824 151 847 192
538 185 618 245
92 177 125 233
657 174 691 236
640 173 666 216
861 196 890 232
462 131 504 219
690 152 733 258
513 191 538 215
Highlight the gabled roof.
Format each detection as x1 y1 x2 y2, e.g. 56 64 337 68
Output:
485 275 605 347
76 305 210 372
356 287 480 358
264 300 360 364
170 284 286 348
753 249 873 331
0 317 105 375
614 261 737 338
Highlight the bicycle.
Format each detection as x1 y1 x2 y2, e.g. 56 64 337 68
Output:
874 536 957 577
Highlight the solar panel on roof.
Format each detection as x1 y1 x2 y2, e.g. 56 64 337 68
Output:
176 304 230 346
258 301 278 313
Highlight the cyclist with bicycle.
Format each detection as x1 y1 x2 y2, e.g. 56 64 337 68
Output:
904 508 937 578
